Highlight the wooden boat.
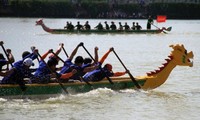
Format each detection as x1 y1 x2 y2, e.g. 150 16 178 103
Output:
35 19 172 34
0 44 193 99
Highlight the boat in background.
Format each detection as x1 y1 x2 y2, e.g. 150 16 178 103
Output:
35 19 172 34
0 44 193 99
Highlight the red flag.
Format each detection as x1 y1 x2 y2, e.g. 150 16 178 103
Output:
157 15 167 22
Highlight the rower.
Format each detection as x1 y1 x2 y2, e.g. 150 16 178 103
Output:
95 22 104 30
104 21 110 30
118 22 123 30
123 22 130 30
75 21 83 30
83 47 128 82
64 21 70 29
32 44 77 84
0 51 15 77
59 43 98 82
135 22 142 30
1 50 37 91
147 15 154 30
84 21 91 30
131 22 136 30
110 21 117 30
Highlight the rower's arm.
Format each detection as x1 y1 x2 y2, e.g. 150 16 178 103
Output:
41 49 52 60
69 43 83 60
94 47 99 63
49 43 63 58
99 47 113 64
113 71 126 77
59 69 77 79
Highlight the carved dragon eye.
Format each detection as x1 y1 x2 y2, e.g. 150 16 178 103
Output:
185 50 187 55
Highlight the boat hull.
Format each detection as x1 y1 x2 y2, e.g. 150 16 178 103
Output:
0 78 146 99
48 29 162 34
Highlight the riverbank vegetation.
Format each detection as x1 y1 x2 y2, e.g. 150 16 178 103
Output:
0 0 199 19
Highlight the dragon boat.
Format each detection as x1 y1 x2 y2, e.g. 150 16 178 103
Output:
35 19 172 34
0 44 193 99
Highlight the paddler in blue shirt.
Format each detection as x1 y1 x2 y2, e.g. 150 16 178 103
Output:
83 47 128 82
82 47 99 75
32 44 77 84
59 43 98 82
1 57 35 91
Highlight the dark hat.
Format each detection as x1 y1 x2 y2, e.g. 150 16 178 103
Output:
47 57 58 67
0 53 5 60
105 63 112 71
84 58 92 64
22 51 31 59
74 56 84 64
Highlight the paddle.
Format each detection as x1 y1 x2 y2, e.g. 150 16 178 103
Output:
0 41 28 91
150 23 172 33
61 45 69 58
50 50 93 87
112 49 141 89
36 49 69 94
0 41 13 67
81 43 114 84
31 46 40 62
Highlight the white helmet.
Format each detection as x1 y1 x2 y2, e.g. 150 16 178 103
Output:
23 58 33 67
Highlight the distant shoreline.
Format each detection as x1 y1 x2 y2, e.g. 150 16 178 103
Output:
1 1 200 19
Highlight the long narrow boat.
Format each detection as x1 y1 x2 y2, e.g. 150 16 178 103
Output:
35 19 172 34
0 44 193 99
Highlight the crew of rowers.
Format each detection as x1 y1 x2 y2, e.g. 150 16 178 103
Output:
64 21 142 31
0 41 129 91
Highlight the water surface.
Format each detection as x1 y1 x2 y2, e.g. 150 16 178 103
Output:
0 18 200 120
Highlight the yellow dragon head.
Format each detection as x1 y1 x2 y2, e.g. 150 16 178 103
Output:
170 44 193 67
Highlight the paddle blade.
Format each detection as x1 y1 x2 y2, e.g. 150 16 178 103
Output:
166 27 172 31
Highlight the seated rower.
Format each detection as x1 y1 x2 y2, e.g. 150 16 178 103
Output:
118 22 123 30
110 21 117 30
135 22 142 30
64 21 70 29
0 50 15 76
84 21 91 30
104 21 110 30
83 47 128 82
75 21 83 30
95 22 104 30
1 57 36 91
123 22 130 30
59 43 98 82
68 22 75 30
82 47 99 76
31 43 77 84
131 22 136 30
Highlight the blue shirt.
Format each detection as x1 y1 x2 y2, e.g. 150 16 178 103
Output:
1 61 33 84
1 52 37 84
59 59 73 74
83 66 114 82
60 59 84 80
33 60 61 83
